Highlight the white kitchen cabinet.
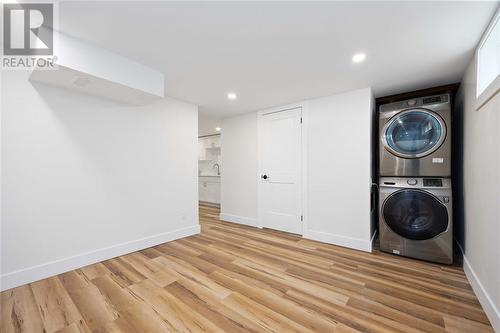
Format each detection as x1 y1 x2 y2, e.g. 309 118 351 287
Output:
198 135 221 161
198 176 220 204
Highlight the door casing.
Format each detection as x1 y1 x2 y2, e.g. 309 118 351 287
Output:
257 102 308 235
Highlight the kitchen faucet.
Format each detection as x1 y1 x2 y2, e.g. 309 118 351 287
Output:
213 163 221 176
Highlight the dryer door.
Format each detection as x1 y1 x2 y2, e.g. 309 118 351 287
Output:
382 109 446 158
383 189 448 240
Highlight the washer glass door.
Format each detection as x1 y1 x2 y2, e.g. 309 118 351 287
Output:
383 189 448 240
384 109 445 158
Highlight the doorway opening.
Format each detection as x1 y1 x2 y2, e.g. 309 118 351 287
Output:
198 133 221 209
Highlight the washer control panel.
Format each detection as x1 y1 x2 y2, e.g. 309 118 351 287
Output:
380 177 450 189
423 178 443 187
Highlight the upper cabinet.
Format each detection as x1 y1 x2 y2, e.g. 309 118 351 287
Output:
198 135 221 161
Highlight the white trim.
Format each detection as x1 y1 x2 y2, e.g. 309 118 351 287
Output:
219 213 259 228
304 229 372 253
475 6 500 108
301 101 309 237
476 6 500 57
456 242 500 332
258 102 305 116
463 256 500 332
476 75 500 111
256 109 263 229
0 225 200 291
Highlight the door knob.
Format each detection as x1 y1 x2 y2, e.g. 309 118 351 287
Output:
261 174 268 180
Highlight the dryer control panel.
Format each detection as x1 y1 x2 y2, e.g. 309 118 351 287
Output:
379 94 450 113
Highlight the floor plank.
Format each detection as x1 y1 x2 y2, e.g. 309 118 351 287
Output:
30 277 83 333
0 204 494 332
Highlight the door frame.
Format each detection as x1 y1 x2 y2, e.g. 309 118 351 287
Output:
257 102 308 235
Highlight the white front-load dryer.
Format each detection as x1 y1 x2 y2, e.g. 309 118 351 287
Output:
379 94 451 177
379 177 453 264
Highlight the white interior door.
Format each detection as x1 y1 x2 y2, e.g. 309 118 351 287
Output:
259 108 302 234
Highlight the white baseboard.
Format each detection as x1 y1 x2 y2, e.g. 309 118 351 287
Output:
219 212 259 228
0 224 200 292
457 243 500 332
303 229 372 252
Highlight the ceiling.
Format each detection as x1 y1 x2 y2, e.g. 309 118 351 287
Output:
59 1 498 118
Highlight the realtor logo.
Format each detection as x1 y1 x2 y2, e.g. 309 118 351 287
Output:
3 3 54 55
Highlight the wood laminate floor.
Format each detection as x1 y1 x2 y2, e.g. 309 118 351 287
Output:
1 205 493 333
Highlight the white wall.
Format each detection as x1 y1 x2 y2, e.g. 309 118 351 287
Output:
305 88 374 251
219 88 374 251
1 70 199 291
220 112 258 227
455 56 500 331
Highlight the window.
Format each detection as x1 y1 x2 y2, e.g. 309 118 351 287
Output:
477 9 500 101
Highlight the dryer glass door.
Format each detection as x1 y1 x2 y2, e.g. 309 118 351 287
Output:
383 189 448 240
384 109 446 158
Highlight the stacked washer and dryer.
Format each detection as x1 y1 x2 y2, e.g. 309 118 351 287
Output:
378 94 453 264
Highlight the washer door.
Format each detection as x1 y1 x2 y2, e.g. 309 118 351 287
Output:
383 189 448 240
383 109 446 158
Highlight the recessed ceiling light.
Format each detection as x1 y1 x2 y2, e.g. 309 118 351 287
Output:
227 92 237 100
352 53 366 63
215 127 221 132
